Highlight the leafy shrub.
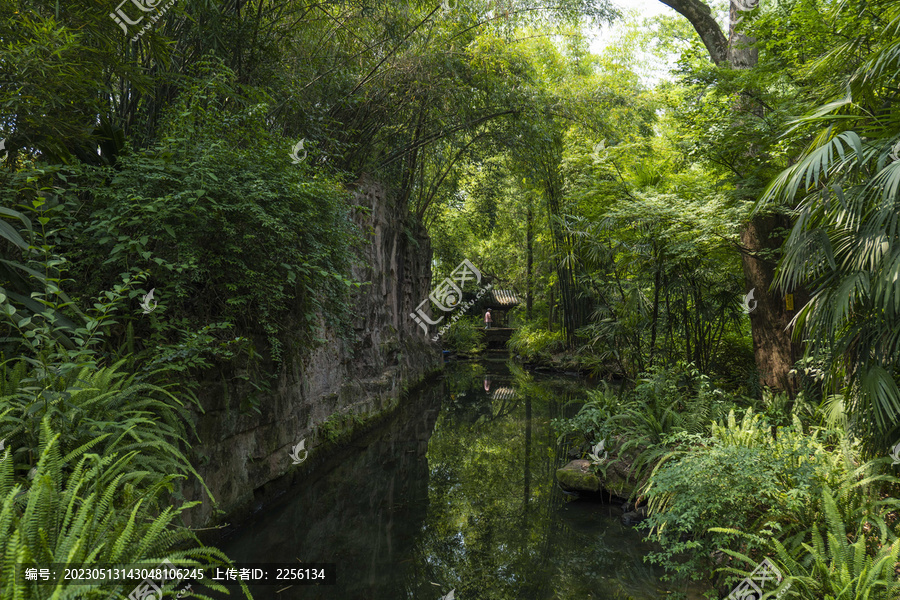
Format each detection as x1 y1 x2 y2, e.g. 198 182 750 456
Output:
0 232 247 598
555 363 735 490
0 64 361 366
552 384 621 445
642 410 900 588
755 491 900 600
0 190 137 369
508 322 565 361
630 362 732 444
441 315 487 355
0 177 256 385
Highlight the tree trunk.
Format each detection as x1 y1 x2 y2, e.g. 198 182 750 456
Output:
548 285 554 333
526 199 534 321
727 4 800 390
741 215 803 390
649 242 661 367
727 3 758 69
658 0 798 391
523 395 531 527
658 0 728 65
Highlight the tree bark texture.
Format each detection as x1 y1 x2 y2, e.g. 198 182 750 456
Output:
660 0 798 391
740 215 805 390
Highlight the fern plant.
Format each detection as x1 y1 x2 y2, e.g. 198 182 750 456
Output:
759 1 900 455
717 491 900 600
646 408 900 587
0 419 249 599
0 359 212 505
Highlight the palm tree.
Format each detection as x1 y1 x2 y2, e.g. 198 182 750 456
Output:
760 0 900 454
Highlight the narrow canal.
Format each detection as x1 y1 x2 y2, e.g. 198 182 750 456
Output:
213 359 683 599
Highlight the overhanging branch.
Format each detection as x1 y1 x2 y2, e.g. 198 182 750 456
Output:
658 0 728 65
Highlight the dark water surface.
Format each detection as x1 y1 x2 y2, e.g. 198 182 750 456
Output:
211 359 692 600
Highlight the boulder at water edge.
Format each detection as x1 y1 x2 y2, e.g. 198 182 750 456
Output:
555 459 601 493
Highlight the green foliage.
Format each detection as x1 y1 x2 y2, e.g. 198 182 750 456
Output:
0 4 125 165
0 418 244 600
0 208 246 597
0 413 249 599
554 362 735 499
440 316 487 355
630 363 731 444
0 342 244 598
753 491 900 600
0 168 259 386
508 322 566 361
552 384 621 445
0 359 208 501
717 489 900 600
3 0 900 596
758 0 900 455
0 191 137 368
71 64 359 364
570 186 746 379
318 410 366 444
556 362 734 447
643 409 900 588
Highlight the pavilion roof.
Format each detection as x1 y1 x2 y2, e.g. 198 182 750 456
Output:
487 289 519 308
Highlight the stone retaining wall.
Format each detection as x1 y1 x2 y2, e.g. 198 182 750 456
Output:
183 177 440 526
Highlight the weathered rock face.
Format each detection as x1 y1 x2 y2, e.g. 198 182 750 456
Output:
217 373 444 599
183 177 441 526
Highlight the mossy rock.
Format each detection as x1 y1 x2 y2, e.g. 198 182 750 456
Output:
602 465 637 499
556 459 601 493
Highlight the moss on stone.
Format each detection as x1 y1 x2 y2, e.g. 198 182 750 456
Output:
602 469 637 499
556 459 601 493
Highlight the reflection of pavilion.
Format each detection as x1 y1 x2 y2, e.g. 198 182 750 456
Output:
490 386 517 402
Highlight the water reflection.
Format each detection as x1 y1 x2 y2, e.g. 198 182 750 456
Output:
412 360 669 600
212 360 679 599
212 380 441 600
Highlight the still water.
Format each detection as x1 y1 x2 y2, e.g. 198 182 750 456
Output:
213 359 686 599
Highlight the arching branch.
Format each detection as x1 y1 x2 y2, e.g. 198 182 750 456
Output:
658 0 728 65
